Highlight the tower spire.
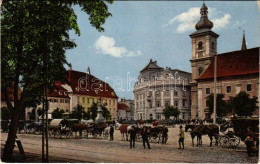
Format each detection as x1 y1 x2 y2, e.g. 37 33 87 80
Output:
241 30 247 51
195 2 214 30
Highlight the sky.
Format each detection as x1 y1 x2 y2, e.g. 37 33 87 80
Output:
66 1 259 100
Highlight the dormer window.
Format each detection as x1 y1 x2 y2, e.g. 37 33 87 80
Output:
198 41 203 50
64 92 67 95
58 91 62 95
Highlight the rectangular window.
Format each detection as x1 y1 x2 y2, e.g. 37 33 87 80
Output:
206 88 210 95
113 100 115 105
246 84 252 92
82 97 85 103
174 101 178 108
87 98 90 104
149 101 152 108
156 101 160 107
226 86 231 94
109 100 111 105
165 101 169 107
182 99 186 107
174 91 178 96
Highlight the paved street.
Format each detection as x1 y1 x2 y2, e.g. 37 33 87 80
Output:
1 125 258 163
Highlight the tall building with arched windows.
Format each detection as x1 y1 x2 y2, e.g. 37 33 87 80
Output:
133 59 191 120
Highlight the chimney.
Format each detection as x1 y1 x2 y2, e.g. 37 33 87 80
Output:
150 59 152 63
155 61 157 64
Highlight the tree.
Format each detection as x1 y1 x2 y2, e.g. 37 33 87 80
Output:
88 103 111 121
70 104 87 120
1 0 113 161
229 91 258 116
51 108 65 119
1 107 10 120
206 93 227 118
163 106 180 120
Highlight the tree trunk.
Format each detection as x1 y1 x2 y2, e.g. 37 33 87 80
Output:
2 107 22 162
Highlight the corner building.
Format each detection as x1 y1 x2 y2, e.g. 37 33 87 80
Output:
134 59 191 120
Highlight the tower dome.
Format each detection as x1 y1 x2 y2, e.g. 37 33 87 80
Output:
195 3 214 30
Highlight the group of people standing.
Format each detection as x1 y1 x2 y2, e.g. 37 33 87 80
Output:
109 124 185 150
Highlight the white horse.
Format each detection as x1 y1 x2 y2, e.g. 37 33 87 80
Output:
115 122 122 130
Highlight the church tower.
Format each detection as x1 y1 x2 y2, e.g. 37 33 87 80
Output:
189 3 219 82
189 3 219 119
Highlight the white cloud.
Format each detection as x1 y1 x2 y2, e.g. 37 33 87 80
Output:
95 36 142 58
212 14 231 30
164 7 233 33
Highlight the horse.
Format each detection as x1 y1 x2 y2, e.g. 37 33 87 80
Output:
115 122 122 130
185 124 199 132
190 124 219 147
119 124 130 141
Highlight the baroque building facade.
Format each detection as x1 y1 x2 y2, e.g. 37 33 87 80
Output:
190 3 259 119
133 59 191 120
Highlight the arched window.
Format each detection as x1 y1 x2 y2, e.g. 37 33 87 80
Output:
198 67 203 76
211 42 215 50
198 41 203 50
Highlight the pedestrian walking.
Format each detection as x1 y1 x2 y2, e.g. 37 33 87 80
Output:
109 125 114 141
142 127 151 149
178 125 184 149
245 128 255 157
162 125 168 144
129 126 137 149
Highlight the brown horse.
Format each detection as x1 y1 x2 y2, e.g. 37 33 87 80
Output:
119 124 129 141
190 124 219 147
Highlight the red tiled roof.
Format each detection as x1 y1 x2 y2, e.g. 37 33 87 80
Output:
118 103 129 110
198 47 259 80
48 84 70 98
65 70 118 99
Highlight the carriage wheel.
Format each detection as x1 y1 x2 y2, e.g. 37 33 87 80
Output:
136 134 142 142
49 130 55 138
149 132 158 143
92 131 98 139
229 136 240 148
55 130 62 139
82 130 88 138
103 131 109 139
219 136 229 148
66 131 72 139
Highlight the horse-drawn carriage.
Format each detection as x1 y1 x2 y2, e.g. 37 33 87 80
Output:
81 123 109 139
219 117 259 149
136 126 164 143
49 119 79 139
119 124 164 143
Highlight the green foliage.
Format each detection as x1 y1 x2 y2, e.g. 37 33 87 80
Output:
70 104 87 120
229 91 258 116
1 107 10 120
51 108 65 119
1 1 113 159
206 93 227 118
163 106 180 119
88 103 111 121
29 108 42 120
